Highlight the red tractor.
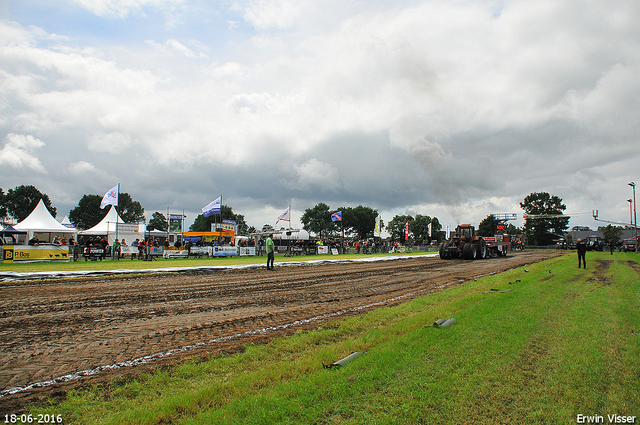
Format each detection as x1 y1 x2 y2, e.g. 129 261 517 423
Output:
439 224 510 260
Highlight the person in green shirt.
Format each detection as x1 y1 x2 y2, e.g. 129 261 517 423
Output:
266 233 275 270
112 238 121 260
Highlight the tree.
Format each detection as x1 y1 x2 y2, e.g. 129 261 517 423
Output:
149 212 168 231
69 192 144 229
117 193 145 224
506 223 519 235
476 215 496 237
520 192 569 246
409 215 433 244
189 205 247 234
69 194 105 229
387 215 414 242
341 206 379 240
600 225 623 245
0 188 7 221
3 185 56 221
301 203 336 237
262 224 274 233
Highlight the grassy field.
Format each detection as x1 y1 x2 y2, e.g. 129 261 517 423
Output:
21 252 640 424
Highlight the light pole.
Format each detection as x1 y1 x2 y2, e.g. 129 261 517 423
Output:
628 199 633 226
629 182 637 253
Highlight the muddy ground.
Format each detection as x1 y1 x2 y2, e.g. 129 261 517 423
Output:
0 251 562 411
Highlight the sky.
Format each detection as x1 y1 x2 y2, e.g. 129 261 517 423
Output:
1 0 639 234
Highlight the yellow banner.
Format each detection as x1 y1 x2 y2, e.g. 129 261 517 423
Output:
5 246 70 263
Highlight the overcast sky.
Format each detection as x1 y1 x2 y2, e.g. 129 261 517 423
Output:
1 0 639 233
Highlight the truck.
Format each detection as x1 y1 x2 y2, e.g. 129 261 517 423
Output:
439 224 511 260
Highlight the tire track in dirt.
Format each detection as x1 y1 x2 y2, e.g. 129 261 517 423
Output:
0 251 562 410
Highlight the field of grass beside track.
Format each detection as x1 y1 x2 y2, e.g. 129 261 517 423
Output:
23 252 640 424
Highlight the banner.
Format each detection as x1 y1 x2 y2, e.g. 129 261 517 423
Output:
405 220 409 241
6 246 70 263
213 246 237 257
100 184 119 209
163 250 189 258
239 247 256 256
202 196 222 217
169 214 183 233
375 215 381 234
331 211 342 222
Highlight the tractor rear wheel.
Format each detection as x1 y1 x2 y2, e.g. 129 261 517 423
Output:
463 242 477 260
477 238 487 259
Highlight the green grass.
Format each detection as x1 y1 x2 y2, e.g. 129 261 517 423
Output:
0 250 433 274
23 252 640 424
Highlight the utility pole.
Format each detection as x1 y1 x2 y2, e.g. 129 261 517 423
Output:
630 182 637 253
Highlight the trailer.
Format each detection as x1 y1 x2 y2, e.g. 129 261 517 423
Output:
439 224 510 260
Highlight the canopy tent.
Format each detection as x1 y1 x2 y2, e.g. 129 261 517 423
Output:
59 216 75 228
78 206 141 245
0 225 27 245
13 199 77 242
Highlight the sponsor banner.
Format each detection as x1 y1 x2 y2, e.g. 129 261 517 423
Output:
119 223 140 233
239 247 256 256
6 245 70 263
331 248 339 255
120 246 138 255
317 246 329 254
3 246 13 263
149 246 163 256
163 250 189 259
213 246 237 257
190 246 212 256
169 214 183 233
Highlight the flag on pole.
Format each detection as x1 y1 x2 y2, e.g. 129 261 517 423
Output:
100 184 119 209
375 215 381 234
331 211 342 222
405 220 409 241
202 196 222 217
276 207 290 224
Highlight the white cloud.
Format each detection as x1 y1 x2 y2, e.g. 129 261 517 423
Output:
0 133 46 173
71 0 186 18
237 0 316 30
68 160 97 175
2 0 640 231
287 158 341 192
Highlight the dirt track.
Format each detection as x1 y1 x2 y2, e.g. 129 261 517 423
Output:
0 251 562 411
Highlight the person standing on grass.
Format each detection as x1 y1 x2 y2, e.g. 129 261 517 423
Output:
577 238 587 269
266 233 275 271
112 238 121 260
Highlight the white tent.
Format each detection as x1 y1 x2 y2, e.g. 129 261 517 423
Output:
78 206 141 245
13 199 77 242
59 215 75 228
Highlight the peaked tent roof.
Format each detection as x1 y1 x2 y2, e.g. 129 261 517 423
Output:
60 215 74 226
78 205 125 235
14 199 77 233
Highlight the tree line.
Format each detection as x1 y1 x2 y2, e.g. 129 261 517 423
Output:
0 185 575 245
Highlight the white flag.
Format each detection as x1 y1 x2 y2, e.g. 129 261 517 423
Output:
202 196 222 217
100 184 119 209
276 207 290 224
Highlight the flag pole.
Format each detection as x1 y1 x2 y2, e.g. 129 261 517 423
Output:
116 183 120 241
